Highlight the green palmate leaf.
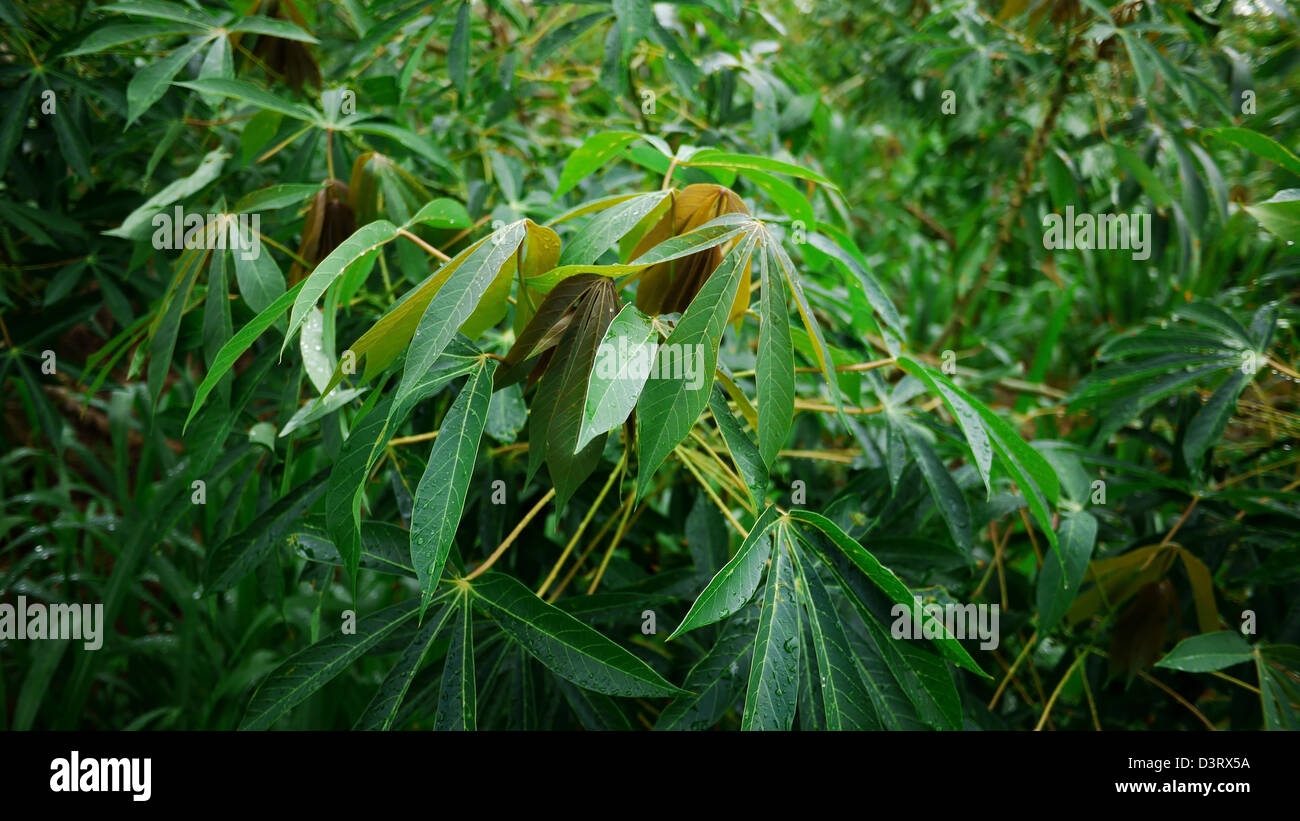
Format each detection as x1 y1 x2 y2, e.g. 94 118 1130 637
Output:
863 607 962 729
325 347 480 592
788 510 987 677
125 36 209 125
554 130 643 198
532 11 611 67
756 243 794 468
684 149 834 187
406 198 471 229
842 612 928 730
175 77 318 122
448 1 472 97
1156 631 1254 673
284 220 399 353
901 422 974 555
354 600 455 730
469 572 683 698
1203 127 1300 178
1036 510 1098 632
805 231 905 342
1089 360 1239 447
577 303 657 451
898 356 1059 557
656 611 757 730
387 221 526 425
1112 144 1172 208
1258 654 1300 730
434 600 477 730
896 355 993 498
185 280 304 431
794 547 880 729
233 182 326 213
411 357 495 617
204 469 330 592
240 601 418 730
228 16 318 42
636 229 758 499
101 0 218 27
670 504 782 639
106 148 227 239
290 521 417 578
66 22 204 55
741 167 814 225
767 234 842 415
1183 367 1254 469
1244 189 1300 242
1071 351 1237 406
741 524 801 730
707 385 768 505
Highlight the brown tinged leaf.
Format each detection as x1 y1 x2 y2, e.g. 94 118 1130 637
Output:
1109 578 1178 682
511 276 621 509
290 179 356 285
494 273 606 390
542 278 620 510
633 184 751 319
250 0 321 92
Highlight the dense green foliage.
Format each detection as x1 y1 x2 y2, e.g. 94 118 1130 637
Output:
1 0 1298 731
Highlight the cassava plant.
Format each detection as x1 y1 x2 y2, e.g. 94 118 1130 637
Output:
1 0 1297 733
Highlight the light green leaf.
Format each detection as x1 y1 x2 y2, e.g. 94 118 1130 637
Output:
234 182 325 213
388 221 524 426
411 358 495 617
1204 127 1300 178
448 1 471 96
125 36 209 125
66 23 202 56
1156 631 1254 672
106 148 227 239
684 149 834 187
555 130 643 198
577 303 657 451
184 280 305 431
1245 189 1300 242
228 16 318 43
284 220 399 353
756 243 794 468
558 190 670 266
670 504 782 639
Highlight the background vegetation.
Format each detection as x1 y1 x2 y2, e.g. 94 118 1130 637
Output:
1 0 1298 730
